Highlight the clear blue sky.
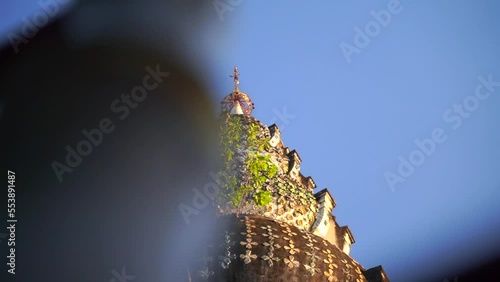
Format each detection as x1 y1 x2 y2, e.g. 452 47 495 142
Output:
2 1 500 281
205 1 500 280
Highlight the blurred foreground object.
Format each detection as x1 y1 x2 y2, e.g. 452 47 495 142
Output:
1 1 219 281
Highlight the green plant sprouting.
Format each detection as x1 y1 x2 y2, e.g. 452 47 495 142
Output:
217 116 278 209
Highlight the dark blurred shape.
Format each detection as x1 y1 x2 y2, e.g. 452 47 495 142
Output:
457 256 500 282
1 1 220 281
363 265 390 282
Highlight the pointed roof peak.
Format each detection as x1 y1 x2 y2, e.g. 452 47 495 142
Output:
221 67 255 116
230 66 240 92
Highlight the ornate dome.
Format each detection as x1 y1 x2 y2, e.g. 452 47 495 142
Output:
190 214 374 282
193 68 390 282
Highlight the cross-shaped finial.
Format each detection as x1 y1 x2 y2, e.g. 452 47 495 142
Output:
230 67 239 91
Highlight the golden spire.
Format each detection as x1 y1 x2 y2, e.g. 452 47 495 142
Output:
221 67 254 116
230 67 239 92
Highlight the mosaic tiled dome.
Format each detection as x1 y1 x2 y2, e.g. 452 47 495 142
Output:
191 214 371 282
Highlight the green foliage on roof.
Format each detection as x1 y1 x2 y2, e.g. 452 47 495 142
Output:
217 116 277 210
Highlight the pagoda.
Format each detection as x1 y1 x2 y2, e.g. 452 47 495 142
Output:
189 68 390 282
